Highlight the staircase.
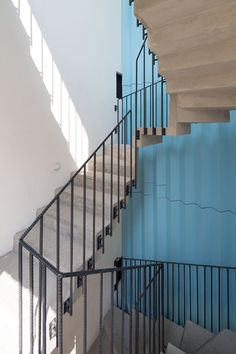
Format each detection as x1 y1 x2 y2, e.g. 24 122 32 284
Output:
133 0 236 136
0 0 236 353
89 306 236 354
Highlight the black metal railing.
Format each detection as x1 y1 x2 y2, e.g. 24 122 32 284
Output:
115 258 165 354
19 251 164 353
161 260 236 334
18 110 138 353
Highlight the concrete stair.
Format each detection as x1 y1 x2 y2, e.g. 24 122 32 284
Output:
88 306 236 354
195 329 236 354
0 144 134 354
133 0 235 137
166 343 186 354
179 321 214 353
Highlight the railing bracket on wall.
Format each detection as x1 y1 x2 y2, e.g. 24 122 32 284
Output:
105 224 112 236
77 275 83 289
49 318 57 340
97 234 103 250
64 298 71 315
87 258 93 270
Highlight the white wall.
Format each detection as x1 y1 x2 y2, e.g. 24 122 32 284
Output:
0 0 121 255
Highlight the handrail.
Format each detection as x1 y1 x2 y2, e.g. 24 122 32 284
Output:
20 110 132 243
121 77 163 100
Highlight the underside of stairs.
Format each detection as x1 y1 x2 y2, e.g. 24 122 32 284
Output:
134 0 236 136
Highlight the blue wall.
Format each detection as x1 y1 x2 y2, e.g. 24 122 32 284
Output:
122 1 236 268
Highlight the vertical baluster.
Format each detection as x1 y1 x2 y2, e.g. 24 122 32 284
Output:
83 166 86 270
184 264 186 324
93 154 96 268
135 62 138 134
178 264 180 324
56 196 60 346
149 86 152 128
122 97 124 144
39 217 43 352
102 144 105 254
99 273 103 354
70 180 74 316
143 267 146 354
121 271 125 354
189 265 192 321
56 197 60 271
143 44 146 129
218 267 221 332
130 269 133 354
166 92 168 127
149 265 151 354
155 83 158 127
84 275 87 354
161 265 165 352
117 123 120 222
204 267 206 328
153 266 157 354
124 119 127 205
172 263 175 322
29 253 34 354
57 276 63 354
110 272 114 354
110 135 113 235
211 267 213 332
18 242 23 354
161 76 164 128
167 264 169 319
135 268 140 354
152 54 155 130
227 268 230 329
158 267 161 354
130 107 133 198
140 89 142 129
42 265 47 354
196 266 199 325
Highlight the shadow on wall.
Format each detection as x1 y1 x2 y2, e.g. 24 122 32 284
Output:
10 0 89 167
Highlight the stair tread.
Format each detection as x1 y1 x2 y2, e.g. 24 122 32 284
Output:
14 225 95 273
180 320 214 353
195 329 236 354
164 318 184 348
166 343 186 354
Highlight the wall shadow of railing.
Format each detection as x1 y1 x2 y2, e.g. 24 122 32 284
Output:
11 0 89 167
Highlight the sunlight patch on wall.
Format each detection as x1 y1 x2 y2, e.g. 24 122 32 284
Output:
11 0 89 168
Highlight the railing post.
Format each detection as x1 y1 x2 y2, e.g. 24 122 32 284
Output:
57 275 63 354
18 242 23 354
161 264 165 352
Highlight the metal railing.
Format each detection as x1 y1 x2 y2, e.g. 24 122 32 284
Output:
18 110 138 353
161 260 236 334
19 251 164 353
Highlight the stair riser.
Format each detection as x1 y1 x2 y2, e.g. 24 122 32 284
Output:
166 74 236 94
89 161 135 178
177 90 236 109
177 108 230 123
158 39 236 75
74 174 130 195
